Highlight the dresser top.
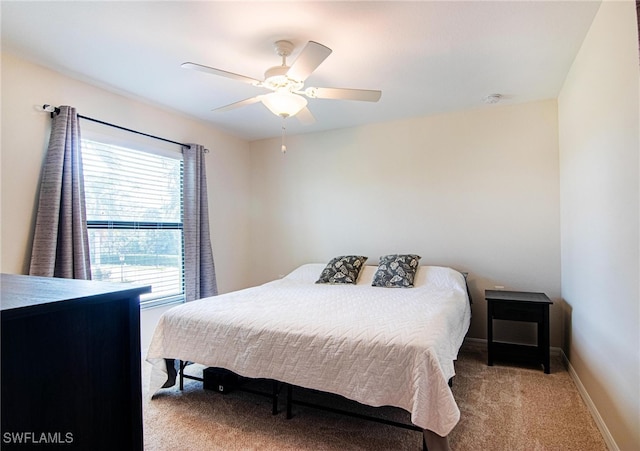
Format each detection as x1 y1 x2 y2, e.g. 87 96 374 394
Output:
1 273 151 312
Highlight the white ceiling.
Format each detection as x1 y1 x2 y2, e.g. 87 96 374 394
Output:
1 1 600 141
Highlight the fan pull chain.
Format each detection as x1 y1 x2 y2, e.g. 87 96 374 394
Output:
281 118 287 154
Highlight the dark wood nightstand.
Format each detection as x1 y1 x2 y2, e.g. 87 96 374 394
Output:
485 290 553 374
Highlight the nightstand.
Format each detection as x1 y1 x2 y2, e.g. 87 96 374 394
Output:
485 290 553 374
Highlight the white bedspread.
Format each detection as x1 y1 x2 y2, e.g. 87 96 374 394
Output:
146 264 471 437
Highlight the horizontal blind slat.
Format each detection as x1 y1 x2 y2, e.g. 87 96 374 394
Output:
83 138 185 306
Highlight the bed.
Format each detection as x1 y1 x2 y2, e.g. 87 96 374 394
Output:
146 262 471 449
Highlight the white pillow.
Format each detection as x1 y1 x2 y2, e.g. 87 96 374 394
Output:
283 264 328 283
286 263 377 285
356 266 377 285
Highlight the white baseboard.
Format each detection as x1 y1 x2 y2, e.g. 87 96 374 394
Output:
560 350 619 451
462 338 617 450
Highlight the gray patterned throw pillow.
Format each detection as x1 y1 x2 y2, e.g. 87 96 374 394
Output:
372 254 422 288
316 255 368 284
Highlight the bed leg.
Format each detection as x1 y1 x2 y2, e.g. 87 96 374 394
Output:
423 430 449 451
179 360 186 391
286 384 293 419
272 380 279 415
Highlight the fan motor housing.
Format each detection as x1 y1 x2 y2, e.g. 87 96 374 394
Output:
264 65 303 92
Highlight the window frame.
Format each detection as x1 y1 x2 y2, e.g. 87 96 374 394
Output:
81 134 186 309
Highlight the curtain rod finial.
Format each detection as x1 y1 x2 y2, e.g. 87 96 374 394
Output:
41 104 60 116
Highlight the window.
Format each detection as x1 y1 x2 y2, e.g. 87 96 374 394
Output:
82 139 184 307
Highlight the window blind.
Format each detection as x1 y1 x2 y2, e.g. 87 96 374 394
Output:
82 139 185 306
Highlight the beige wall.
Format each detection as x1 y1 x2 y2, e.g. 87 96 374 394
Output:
558 0 640 449
0 52 253 295
249 100 562 346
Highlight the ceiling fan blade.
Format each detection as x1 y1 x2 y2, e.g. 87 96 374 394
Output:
296 107 316 125
182 62 262 86
307 87 382 102
286 41 332 82
213 96 262 112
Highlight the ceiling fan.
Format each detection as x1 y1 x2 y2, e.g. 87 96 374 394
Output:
181 40 382 124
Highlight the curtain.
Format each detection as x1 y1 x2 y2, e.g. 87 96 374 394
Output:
182 144 218 300
29 106 91 279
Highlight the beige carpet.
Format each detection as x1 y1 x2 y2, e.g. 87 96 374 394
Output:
143 343 608 450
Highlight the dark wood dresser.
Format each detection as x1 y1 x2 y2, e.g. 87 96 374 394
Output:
1 274 150 450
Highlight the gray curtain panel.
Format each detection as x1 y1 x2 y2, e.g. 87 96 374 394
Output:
29 106 91 279
182 144 218 301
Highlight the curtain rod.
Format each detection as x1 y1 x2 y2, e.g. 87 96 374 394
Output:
42 104 192 149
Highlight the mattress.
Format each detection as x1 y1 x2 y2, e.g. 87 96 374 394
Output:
146 264 471 437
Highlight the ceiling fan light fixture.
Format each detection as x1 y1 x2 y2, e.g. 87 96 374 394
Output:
184 39 381 124
261 92 307 118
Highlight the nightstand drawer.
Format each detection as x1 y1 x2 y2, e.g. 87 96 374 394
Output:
492 302 543 322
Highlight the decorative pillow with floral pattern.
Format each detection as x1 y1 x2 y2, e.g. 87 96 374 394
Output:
315 255 368 284
372 254 422 288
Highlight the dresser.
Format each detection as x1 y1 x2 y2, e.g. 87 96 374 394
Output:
1 274 150 450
